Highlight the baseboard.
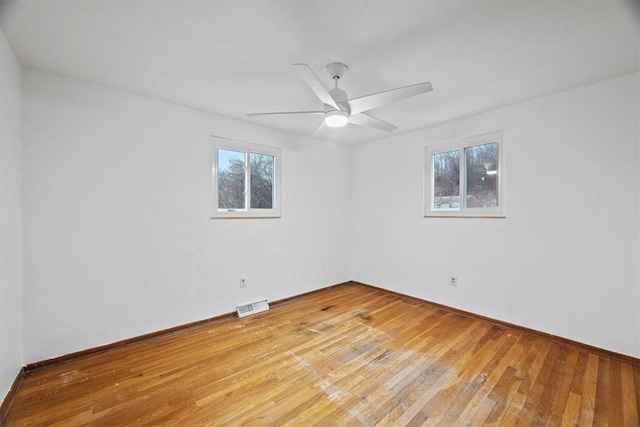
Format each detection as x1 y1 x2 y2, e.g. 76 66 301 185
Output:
0 367 25 424
24 310 238 374
24 281 352 375
352 280 640 367
269 281 348 308
22 278 638 379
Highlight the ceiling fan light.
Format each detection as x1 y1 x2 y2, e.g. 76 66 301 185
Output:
324 110 348 127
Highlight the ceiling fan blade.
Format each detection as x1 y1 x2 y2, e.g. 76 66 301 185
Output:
348 112 398 132
247 110 324 117
293 63 340 111
347 82 433 115
312 121 326 138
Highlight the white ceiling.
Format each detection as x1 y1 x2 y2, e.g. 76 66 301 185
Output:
1 0 638 145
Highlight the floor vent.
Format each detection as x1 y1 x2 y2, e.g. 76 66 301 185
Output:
236 300 269 318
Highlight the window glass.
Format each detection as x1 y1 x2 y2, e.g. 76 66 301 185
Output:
218 149 246 210
433 150 460 209
250 152 274 209
465 143 498 208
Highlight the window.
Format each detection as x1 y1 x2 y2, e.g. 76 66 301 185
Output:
212 137 280 218
426 131 505 218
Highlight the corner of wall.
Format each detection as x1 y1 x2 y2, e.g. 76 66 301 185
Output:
0 28 24 404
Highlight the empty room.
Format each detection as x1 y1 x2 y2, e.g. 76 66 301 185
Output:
1 0 639 425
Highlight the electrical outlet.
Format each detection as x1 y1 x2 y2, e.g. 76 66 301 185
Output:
449 276 457 286
240 278 246 288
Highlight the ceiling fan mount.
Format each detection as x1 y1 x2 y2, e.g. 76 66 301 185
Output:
247 62 433 134
325 62 349 80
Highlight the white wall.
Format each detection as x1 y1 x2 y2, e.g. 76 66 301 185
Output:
16 67 640 364
351 73 640 357
0 30 23 401
21 69 351 363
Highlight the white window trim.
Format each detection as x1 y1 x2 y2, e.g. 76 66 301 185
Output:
425 130 506 218
211 137 281 219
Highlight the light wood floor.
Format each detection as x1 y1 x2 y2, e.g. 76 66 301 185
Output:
4 283 640 426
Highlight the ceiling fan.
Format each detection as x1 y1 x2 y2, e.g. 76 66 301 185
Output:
247 62 433 133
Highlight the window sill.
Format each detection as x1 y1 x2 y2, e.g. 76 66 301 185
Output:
424 213 506 219
211 213 281 219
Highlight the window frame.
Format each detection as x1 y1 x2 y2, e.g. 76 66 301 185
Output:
425 131 505 218
211 137 281 219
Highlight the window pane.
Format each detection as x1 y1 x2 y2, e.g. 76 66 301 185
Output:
465 142 498 208
433 150 460 209
250 152 274 209
218 149 246 210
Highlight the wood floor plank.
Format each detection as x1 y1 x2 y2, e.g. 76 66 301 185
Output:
4 283 638 426
593 356 611 426
561 391 582 426
621 363 639 426
547 346 579 426
608 360 625 427
635 366 640 425
577 353 600 427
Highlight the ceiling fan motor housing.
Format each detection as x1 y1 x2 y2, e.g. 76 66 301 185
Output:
329 86 349 111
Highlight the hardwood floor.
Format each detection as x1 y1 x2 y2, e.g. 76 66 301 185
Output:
4 283 639 426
